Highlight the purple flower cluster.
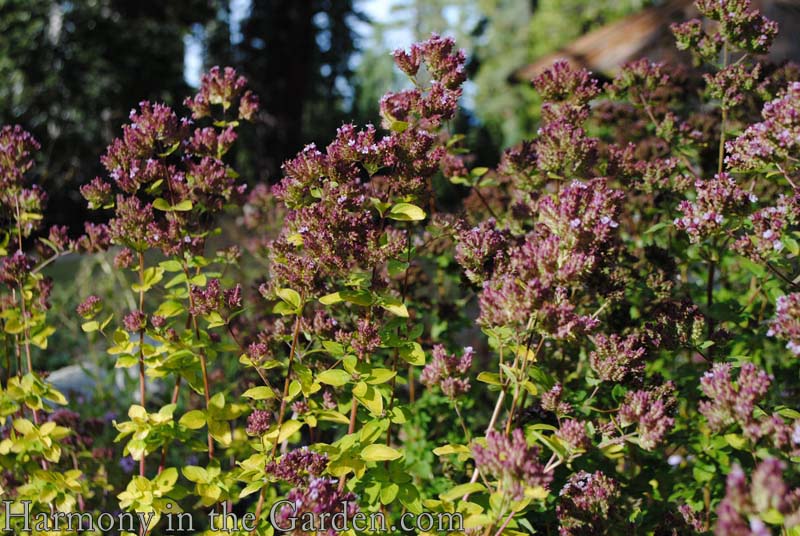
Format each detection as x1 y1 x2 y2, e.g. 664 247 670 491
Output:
769 293 800 355
531 61 599 181
0 126 51 243
674 173 754 242
0 125 40 191
541 383 572 416
734 195 800 262
273 477 358 536
589 333 647 384
122 310 147 333
696 0 778 53
699 363 771 434
472 429 552 501
76 295 102 319
335 318 381 361
246 409 272 436
266 447 329 486
608 142 682 192
476 179 621 338
672 0 777 62
618 384 676 450
698 362 800 451
269 34 466 295
715 460 800 535
420 345 473 399
704 63 761 111
392 33 466 90
0 251 34 287
608 59 674 104
184 66 259 121
266 447 356 535
557 471 620 535
454 218 509 285
82 66 257 256
556 419 591 451
726 82 800 173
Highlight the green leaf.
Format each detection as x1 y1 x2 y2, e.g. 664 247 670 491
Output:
239 481 264 499
316 410 350 424
153 198 171 211
179 410 206 430
399 343 425 366
153 198 192 212
380 482 400 505
387 203 426 222
277 288 302 310
389 120 408 133
319 292 343 305
477 372 501 386
317 369 351 387
81 321 99 333
115 354 138 368
132 266 164 293
432 444 470 456
644 221 668 234
470 167 489 178
172 199 193 212
242 386 276 400
724 433 747 450
353 381 383 415
159 260 183 272
155 300 184 318
267 420 303 443
155 467 178 491
380 296 409 317
272 302 297 316
387 260 409 277
182 466 208 483
366 368 396 385
440 483 485 502
361 444 402 462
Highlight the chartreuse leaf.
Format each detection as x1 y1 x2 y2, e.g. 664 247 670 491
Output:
182 466 208 483
266 420 303 443
239 481 264 499
179 410 206 430
276 288 302 310
132 266 164 293
353 381 383 415
433 444 471 456
379 295 409 317
387 202 426 221
319 289 374 306
399 342 425 366
153 198 192 212
366 368 395 385
317 369 351 387
361 444 402 462
440 483 485 502
242 386 276 400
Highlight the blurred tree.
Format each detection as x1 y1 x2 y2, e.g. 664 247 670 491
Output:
205 0 363 182
471 0 653 148
351 0 654 149
0 0 219 229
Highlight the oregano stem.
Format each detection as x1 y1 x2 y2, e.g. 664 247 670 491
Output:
137 252 147 477
270 308 304 460
183 262 215 461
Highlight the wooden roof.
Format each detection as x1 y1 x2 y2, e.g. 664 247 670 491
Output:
515 0 800 81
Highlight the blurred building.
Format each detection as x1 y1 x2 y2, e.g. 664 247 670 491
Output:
516 0 800 80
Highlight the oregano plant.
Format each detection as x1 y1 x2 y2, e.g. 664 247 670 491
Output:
1 1 800 535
